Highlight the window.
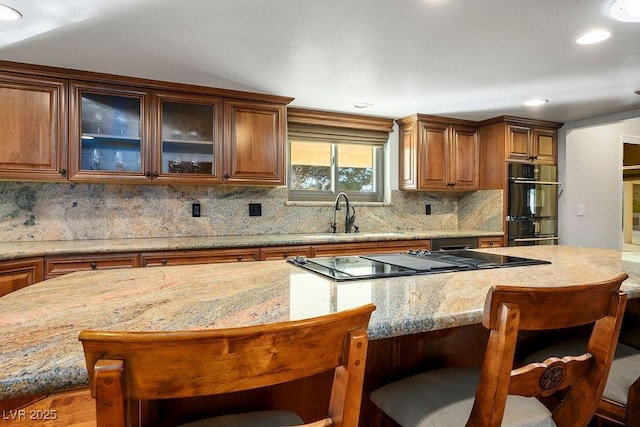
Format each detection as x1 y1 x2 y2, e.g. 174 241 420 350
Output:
287 109 393 202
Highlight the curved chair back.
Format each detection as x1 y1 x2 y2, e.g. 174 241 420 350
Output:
470 273 628 426
79 303 375 427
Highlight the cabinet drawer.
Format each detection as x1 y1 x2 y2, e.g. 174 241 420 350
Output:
141 248 260 267
311 240 430 257
45 253 140 278
478 237 503 248
261 246 312 261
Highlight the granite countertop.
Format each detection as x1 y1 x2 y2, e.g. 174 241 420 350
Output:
0 230 502 261
2 245 639 401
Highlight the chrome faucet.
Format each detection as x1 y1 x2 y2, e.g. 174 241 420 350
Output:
331 192 358 233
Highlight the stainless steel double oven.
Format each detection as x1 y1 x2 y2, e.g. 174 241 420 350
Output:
507 163 559 246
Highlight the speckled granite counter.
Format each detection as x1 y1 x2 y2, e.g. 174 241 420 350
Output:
2 245 639 401
0 230 502 261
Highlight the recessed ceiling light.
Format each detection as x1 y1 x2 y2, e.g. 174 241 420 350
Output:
610 0 640 22
523 98 549 106
575 29 613 45
0 3 21 20
354 103 372 109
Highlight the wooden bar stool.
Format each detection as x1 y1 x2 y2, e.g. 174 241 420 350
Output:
79 303 375 427
370 274 628 427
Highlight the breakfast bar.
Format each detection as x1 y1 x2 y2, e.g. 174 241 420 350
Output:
2 245 640 424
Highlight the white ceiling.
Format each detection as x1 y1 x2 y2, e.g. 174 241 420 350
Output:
0 0 639 123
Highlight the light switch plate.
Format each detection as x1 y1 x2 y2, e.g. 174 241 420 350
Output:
577 204 586 216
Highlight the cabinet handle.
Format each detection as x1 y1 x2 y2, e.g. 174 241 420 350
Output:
161 259 168 265
60 168 67 176
283 252 289 258
145 171 151 177
224 173 230 180
152 172 159 178
237 255 243 261
90 262 97 270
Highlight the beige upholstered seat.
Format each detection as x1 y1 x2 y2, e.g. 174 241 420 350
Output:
525 337 640 426
370 274 628 427
79 303 375 427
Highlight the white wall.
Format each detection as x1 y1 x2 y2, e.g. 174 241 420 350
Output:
559 109 640 249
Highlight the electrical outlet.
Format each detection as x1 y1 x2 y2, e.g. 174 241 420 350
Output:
192 203 201 217
249 203 262 217
425 204 431 215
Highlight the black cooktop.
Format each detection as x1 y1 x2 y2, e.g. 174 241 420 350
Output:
287 249 550 281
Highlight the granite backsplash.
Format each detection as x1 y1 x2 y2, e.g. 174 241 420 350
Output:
0 182 502 241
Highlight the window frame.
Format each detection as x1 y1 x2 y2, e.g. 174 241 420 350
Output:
288 140 385 202
286 108 393 203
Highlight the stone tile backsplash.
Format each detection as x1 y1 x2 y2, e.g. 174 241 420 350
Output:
0 182 502 241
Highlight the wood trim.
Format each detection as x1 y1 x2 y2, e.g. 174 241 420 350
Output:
478 115 563 130
287 108 394 133
0 60 294 105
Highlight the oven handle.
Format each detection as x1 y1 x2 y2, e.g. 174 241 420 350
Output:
513 237 560 242
509 180 561 185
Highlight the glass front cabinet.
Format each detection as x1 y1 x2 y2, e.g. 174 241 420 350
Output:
69 82 222 183
152 91 223 184
70 81 149 182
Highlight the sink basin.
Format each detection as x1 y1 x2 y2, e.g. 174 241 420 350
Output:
301 232 405 239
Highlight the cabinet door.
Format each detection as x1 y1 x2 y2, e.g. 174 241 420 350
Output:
152 91 223 183
224 100 286 185
417 123 449 190
0 74 67 181
532 128 557 165
398 122 418 190
449 125 479 190
0 258 44 297
507 125 532 162
69 81 151 183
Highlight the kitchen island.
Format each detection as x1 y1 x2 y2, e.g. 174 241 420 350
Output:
2 245 640 424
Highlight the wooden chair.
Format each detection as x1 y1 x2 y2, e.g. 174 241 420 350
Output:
79 303 375 427
370 274 628 427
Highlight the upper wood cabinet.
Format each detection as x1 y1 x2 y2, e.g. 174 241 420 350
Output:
69 81 151 183
479 116 563 190
0 60 292 185
506 122 557 164
397 114 479 191
0 73 67 181
152 91 224 184
224 100 287 185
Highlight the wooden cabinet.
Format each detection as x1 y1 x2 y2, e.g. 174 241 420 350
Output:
311 240 430 257
478 237 503 248
506 122 557 164
141 248 260 267
479 116 562 247
152 91 224 184
0 61 292 185
224 100 286 185
397 114 478 191
44 253 140 279
261 246 312 261
0 73 67 181
69 81 151 183
0 258 44 297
